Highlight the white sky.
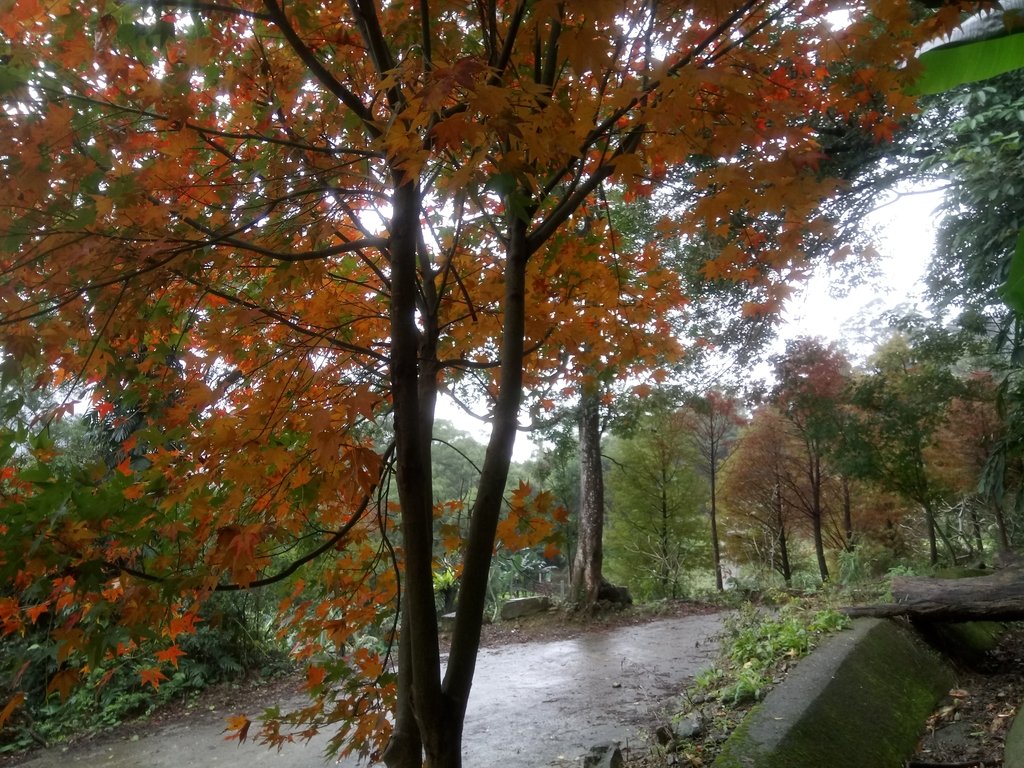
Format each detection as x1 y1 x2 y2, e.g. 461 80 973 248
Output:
778 187 945 358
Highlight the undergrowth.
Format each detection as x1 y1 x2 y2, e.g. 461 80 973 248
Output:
643 600 851 767
0 594 290 754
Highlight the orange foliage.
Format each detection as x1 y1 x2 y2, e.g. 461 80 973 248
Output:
0 0 969 758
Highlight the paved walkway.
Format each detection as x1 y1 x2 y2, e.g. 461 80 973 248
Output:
16 612 724 768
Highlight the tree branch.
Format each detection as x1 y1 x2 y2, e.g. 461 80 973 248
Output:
262 0 380 138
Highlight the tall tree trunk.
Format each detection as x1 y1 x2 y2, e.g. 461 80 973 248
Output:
440 212 530 768
842 476 854 551
774 481 792 586
810 454 829 582
386 189 530 767
993 494 1011 552
709 457 723 591
387 177 444 766
572 383 604 607
969 504 985 561
381 601 422 768
660 473 670 595
778 525 792 586
923 498 939 567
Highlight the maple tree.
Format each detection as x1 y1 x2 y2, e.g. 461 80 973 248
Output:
0 1 970 765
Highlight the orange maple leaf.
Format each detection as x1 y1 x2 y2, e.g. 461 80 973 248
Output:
122 484 145 501
155 644 187 668
167 612 200 640
0 688 24 729
0 693 24 731
224 714 252 743
139 666 168 690
25 602 48 624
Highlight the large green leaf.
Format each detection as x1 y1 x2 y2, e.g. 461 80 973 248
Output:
912 32 1024 95
1001 228 1024 314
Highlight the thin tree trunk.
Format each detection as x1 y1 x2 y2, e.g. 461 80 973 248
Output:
969 504 985 561
811 454 829 582
923 499 939 566
387 177 445 765
779 525 792 586
441 212 530 767
774 482 792 586
709 457 723 591
993 495 1011 552
660 473 670 595
842 476 854 552
572 383 604 607
381 601 422 768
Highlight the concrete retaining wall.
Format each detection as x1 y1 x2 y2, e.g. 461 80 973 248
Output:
712 618 955 768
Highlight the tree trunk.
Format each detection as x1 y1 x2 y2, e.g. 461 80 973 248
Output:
572 384 604 607
923 499 939 566
381 601 423 768
386 177 446 766
441 213 530 767
969 504 985 561
384 190 530 767
810 454 829 582
774 482 792 586
844 567 1024 621
778 525 792 586
842 476 854 552
993 494 1011 552
709 457 723 591
660 474 670 595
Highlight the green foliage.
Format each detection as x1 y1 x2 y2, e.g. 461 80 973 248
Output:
486 549 555 619
431 421 486 507
433 564 459 615
842 326 975 563
695 603 850 707
925 69 1024 320
914 32 1024 96
604 408 709 601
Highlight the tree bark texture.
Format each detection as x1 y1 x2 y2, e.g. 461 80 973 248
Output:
572 384 604 607
440 212 530 766
387 177 445 766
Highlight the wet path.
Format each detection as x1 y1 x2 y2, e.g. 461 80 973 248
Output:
16 612 723 768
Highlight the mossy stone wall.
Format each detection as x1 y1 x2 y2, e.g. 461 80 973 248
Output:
713 619 954 768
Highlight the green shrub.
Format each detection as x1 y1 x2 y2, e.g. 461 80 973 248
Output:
695 602 850 707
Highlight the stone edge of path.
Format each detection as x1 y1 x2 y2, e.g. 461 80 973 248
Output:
711 617 955 768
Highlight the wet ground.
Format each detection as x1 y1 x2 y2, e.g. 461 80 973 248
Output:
13 611 724 768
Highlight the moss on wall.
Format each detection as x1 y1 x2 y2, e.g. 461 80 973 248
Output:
713 619 954 768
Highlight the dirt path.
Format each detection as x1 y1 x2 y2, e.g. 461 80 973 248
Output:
14 611 724 768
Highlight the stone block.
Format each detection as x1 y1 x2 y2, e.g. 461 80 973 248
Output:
500 595 552 621
713 618 954 768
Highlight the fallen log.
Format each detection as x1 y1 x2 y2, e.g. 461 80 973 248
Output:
843 567 1024 621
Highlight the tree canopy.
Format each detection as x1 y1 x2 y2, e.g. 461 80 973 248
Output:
0 1 967 764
